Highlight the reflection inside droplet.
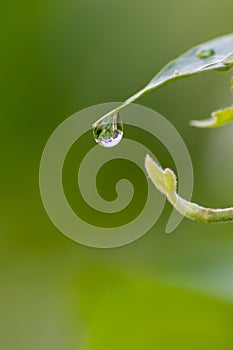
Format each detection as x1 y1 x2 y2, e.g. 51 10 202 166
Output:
93 112 123 148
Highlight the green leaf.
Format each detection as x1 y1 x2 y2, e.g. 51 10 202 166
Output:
140 34 233 94
190 107 233 128
93 33 233 127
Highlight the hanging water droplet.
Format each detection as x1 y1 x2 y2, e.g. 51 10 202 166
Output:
197 48 215 59
93 112 123 148
223 52 233 65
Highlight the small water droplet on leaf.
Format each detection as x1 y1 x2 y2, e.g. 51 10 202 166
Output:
197 49 215 59
173 70 180 76
223 52 233 65
93 112 123 148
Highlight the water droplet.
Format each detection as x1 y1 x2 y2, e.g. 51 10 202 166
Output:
93 112 123 148
173 70 180 76
223 52 233 65
197 49 215 59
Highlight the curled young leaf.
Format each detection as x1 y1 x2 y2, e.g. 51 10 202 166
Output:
145 154 233 224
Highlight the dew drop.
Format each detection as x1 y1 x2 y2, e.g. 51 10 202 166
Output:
93 112 123 148
197 48 215 59
174 70 180 76
223 52 233 65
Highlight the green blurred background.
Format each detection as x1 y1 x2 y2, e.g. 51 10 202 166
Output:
1 0 233 349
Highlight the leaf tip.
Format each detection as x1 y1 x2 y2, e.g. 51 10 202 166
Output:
190 107 233 128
